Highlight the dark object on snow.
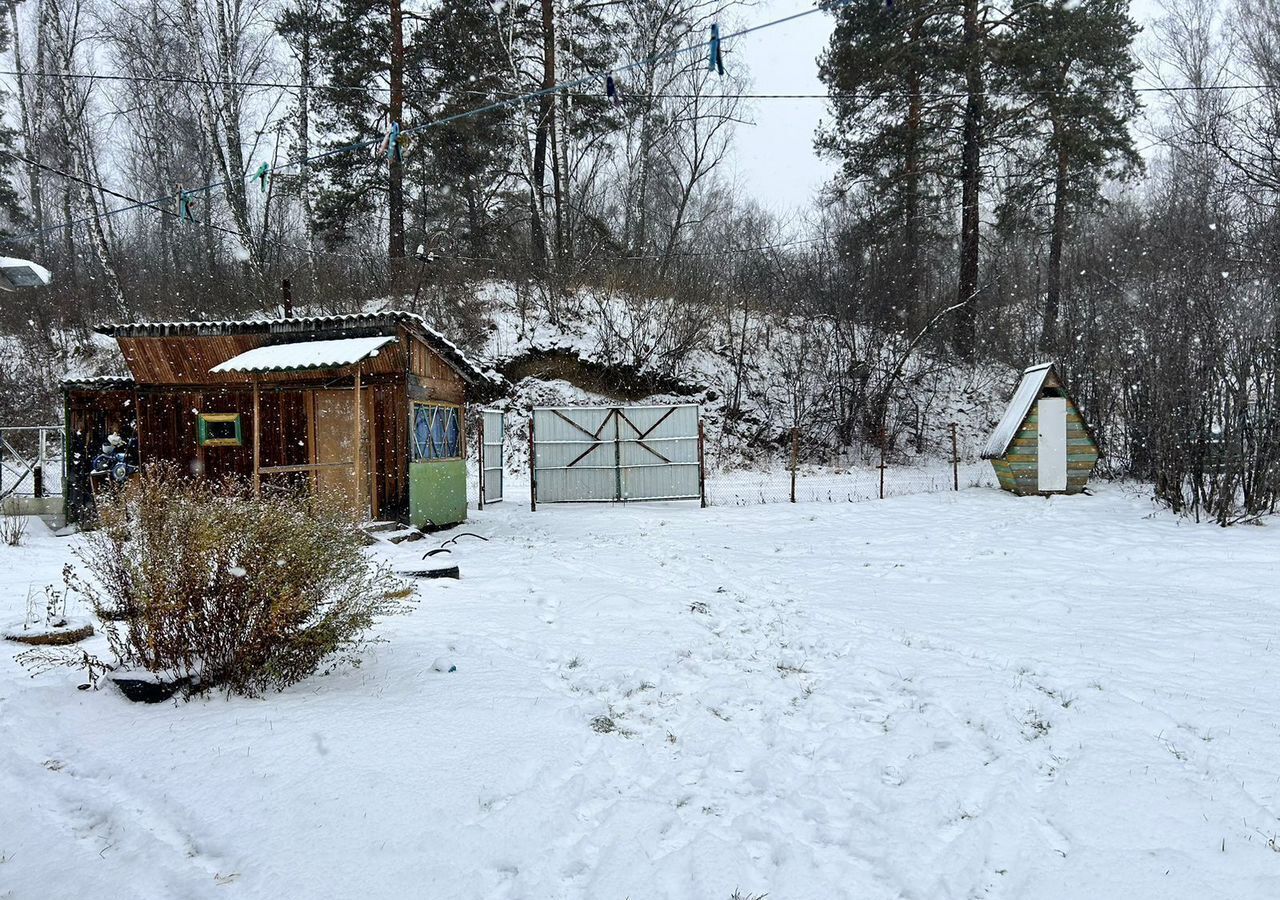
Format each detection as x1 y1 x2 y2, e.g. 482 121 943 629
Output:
397 565 460 580
423 547 451 557
112 676 195 703
437 532 489 549
4 623 94 646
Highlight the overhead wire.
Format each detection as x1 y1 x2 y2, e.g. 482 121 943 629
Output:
1 0 854 247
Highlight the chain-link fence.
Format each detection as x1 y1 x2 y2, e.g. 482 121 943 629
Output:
704 424 996 507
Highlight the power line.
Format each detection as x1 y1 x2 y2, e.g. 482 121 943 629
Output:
3 0 852 247
9 63 1280 102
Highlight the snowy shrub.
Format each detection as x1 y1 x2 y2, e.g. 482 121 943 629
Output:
0 506 27 546
75 467 411 697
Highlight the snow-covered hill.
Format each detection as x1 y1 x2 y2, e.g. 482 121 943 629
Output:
450 282 1017 473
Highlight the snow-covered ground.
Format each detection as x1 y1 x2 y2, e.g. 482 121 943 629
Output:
3 485 1280 899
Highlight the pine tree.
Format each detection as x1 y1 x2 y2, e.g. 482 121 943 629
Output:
818 0 997 355
996 0 1142 351
817 0 960 329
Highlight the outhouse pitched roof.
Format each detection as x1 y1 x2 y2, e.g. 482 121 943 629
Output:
209 335 397 374
981 362 1056 460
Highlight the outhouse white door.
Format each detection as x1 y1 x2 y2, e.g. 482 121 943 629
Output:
1037 397 1068 492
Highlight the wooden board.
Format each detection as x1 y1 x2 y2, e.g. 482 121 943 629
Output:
313 390 358 509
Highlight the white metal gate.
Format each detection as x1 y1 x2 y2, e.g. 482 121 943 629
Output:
530 404 703 507
479 409 504 506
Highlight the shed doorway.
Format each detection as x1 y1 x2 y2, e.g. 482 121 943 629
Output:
313 390 359 509
1037 397 1068 492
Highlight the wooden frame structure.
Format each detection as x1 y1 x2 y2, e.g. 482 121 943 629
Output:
62 312 501 526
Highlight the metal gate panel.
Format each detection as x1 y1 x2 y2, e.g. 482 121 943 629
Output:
532 407 618 502
617 405 701 500
481 409 505 504
532 404 701 504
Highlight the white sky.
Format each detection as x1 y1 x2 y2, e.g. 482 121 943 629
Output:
730 0 1167 220
729 0 839 221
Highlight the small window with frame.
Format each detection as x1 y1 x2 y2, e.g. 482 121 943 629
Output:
412 403 461 461
198 412 243 447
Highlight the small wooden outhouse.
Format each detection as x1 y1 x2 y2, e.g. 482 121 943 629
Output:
62 312 501 527
981 362 1098 495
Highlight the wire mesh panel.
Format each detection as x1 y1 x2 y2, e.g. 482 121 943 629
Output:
532 405 702 504
0 426 65 499
482 409 504 504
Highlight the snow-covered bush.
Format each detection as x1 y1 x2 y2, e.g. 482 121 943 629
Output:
75 468 411 697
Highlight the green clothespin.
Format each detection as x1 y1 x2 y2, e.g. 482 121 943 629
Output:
255 162 270 193
178 187 195 223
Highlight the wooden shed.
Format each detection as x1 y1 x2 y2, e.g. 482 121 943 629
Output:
62 312 501 527
981 362 1098 495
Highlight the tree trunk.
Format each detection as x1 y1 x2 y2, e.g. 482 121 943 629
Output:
530 0 556 268
1041 137 1070 352
954 0 983 361
9 0 46 258
903 15 924 324
389 0 405 266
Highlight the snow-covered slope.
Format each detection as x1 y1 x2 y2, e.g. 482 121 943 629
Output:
449 282 1016 472
2 487 1278 898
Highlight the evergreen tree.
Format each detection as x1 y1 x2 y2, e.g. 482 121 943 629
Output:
817 0 960 329
996 0 1142 351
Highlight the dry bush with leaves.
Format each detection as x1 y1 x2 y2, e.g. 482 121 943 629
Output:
75 467 412 697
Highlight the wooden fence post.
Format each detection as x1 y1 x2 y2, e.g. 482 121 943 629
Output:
528 414 537 512
950 422 959 491
878 432 886 500
789 426 799 503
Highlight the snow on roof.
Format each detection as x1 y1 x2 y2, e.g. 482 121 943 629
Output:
210 336 396 374
981 362 1055 460
60 374 135 388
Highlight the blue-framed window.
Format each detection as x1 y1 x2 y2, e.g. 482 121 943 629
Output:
412 403 461 461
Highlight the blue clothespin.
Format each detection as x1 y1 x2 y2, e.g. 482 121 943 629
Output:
255 162 270 192
708 24 724 76
606 74 622 108
388 122 402 163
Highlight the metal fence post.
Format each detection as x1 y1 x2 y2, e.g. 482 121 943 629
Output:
697 417 707 509
477 413 485 511
951 422 959 491
789 426 799 503
878 433 886 500
528 414 537 512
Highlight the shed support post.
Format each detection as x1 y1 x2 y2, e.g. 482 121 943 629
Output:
252 380 261 497
353 370 363 518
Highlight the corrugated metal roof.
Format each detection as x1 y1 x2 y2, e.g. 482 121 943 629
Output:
95 310 502 387
210 335 397 374
60 374 136 389
981 362 1055 460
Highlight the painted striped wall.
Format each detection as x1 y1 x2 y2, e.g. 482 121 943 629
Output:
990 399 1098 496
